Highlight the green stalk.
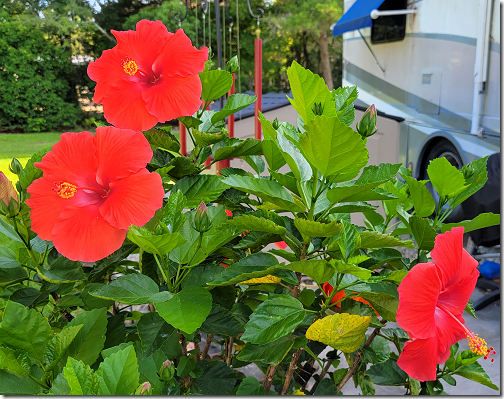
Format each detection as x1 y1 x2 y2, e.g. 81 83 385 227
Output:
154 254 171 291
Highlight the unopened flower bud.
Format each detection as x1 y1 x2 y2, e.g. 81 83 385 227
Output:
8 158 22 175
226 55 239 74
193 202 212 233
356 104 378 139
272 117 280 130
0 172 19 217
134 382 152 395
312 102 324 116
159 359 175 381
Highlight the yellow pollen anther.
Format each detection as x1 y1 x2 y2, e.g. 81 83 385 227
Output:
122 57 138 76
52 182 77 199
466 333 488 356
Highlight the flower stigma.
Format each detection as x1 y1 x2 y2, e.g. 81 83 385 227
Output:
52 181 77 199
122 56 139 76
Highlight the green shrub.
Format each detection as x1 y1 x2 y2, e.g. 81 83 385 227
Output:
0 17 81 132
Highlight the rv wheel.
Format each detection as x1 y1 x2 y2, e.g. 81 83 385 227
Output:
424 141 465 223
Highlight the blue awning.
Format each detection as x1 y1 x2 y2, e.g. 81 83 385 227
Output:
332 0 385 37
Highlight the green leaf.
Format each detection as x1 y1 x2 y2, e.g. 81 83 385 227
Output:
0 346 31 376
402 175 435 217
238 335 299 365
63 357 100 395
242 154 266 175
0 267 28 287
299 288 316 307
358 231 414 249
236 376 266 395
172 175 229 208
464 300 477 319
361 334 390 364
241 294 306 345
137 312 181 359
0 369 42 394
281 259 335 284
366 358 408 386
300 115 368 179
143 128 180 153
228 214 286 235
287 61 337 122
450 156 489 208
358 291 398 321
327 163 401 204
0 216 23 242
192 129 228 146
441 374 457 386
191 360 237 395
155 285 212 334
334 86 358 112
262 139 287 171
329 221 360 261
165 156 199 179
0 301 53 361
294 218 343 238
177 356 196 378
63 308 108 366
0 246 20 268
161 191 187 233
427 157 467 199
306 313 371 353
410 215 437 251
332 260 372 280
199 110 225 133
211 93 257 123
90 273 159 305
44 325 83 371
454 362 499 390
221 175 305 212
56 294 84 308
441 212 500 234
212 137 263 161
179 116 202 129
200 305 245 336
127 226 186 256
50 373 71 395
96 345 140 395
200 70 233 102
37 257 86 283
329 201 378 214
208 252 280 286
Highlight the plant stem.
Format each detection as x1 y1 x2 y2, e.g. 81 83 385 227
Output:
309 358 334 394
281 347 305 395
154 254 171 291
50 292 73 322
336 320 386 393
226 336 234 366
178 330 187 357
29 375 49 390
263 364 279 394
200 334 214 360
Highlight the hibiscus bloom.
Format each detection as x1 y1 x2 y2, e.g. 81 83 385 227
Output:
87 20 208 131
396 227 494 381
321 282 380 317
27 127 164 262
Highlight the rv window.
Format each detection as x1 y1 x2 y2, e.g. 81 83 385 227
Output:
371 0 407 44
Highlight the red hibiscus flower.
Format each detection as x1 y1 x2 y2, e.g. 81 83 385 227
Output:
26 127 164 262
87 20 208 131
396 227 494 381
321 282 379 317
274 241 288 250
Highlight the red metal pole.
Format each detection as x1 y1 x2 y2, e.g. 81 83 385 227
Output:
218 73 235 173
254 38 262 140
179 121 186 156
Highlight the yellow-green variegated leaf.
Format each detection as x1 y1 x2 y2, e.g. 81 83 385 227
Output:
294 218 343 239
306 313 371 353
241 275 281 285
359 231 414 249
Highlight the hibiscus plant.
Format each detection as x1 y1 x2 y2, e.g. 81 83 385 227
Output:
0 20 500 396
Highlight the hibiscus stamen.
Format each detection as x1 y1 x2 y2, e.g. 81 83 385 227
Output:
121 56 138 76
52 181 77 199
437 304 495 360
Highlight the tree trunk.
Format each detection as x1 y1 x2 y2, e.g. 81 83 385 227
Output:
318 22 334 91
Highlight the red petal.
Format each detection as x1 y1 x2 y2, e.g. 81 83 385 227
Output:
112 20 172 74
94 127 153 187
433 307 467 363
274 241 288 250
35 132 98 187
437 267 479 319
142 74 202 122
100 79 159 131
431 227 476 288
52 204 126 262
87 47 128 103
99 169 164 230
153 29 208 77
397 262 441 339
397 337 439 381
225 209 233 217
